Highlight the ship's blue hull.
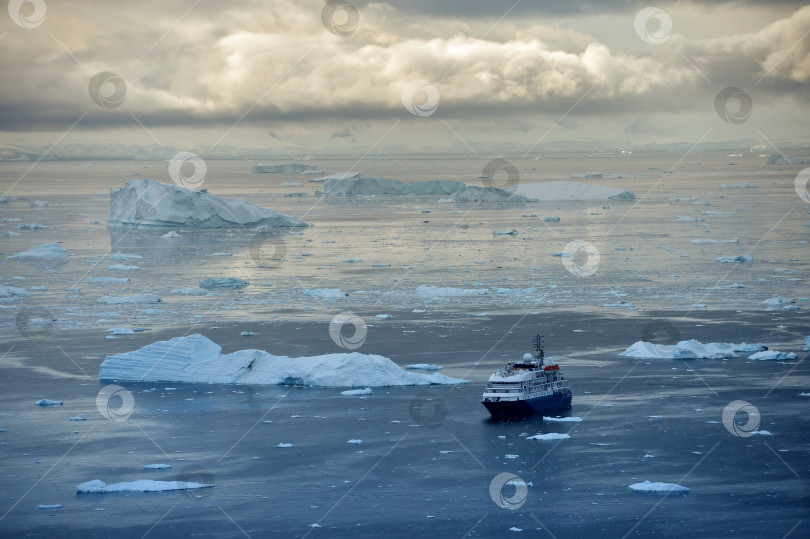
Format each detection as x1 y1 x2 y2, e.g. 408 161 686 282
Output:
482 391 572 420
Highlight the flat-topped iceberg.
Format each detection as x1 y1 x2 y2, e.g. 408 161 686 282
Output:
108 179 309 228
620 339 767 359
99 334 470 387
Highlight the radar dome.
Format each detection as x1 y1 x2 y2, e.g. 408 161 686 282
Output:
523 353 533 361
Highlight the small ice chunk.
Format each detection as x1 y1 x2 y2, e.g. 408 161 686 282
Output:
108 264 140 271
35 399 63 406
405 364 443 371
628 481 689 493
347 439 362 444
37 504 62 509
143 464 172 469
341 388 372 396
277 443 294 448
526 433 570 441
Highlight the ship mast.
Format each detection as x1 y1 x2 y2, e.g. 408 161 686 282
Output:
532 334 545 367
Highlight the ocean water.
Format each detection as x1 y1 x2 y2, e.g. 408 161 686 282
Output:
0 153 808 537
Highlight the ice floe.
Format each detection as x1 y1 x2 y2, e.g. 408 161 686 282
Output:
341 388 372 395
77 479 212 493
748 350 798 361
628 481 690 493
99 334 470 387
526 433 570 440
98 294 162 304
8 243 70 259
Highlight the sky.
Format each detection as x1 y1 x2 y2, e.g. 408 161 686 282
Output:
1 0 808 157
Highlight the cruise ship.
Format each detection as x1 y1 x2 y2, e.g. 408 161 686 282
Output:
481 335 572 420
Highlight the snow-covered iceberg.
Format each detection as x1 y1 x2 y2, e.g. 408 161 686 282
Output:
252 163 317 173
620 339 767 359
108 179 309 228
99 334 470 387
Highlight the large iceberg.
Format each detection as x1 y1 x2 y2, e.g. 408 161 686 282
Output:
252 163 317 173
620 339 767 359
108 179 309 228
99 334 469 387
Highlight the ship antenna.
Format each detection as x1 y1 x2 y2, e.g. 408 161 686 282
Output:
532 334 545 365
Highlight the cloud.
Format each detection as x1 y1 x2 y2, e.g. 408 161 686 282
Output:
0 0 807 150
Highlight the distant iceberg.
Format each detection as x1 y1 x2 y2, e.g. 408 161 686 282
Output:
108 179 309 228
252 163 317 173
99 334 470 387
767 154 810 165
620 339 767 359
322 177 466 196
